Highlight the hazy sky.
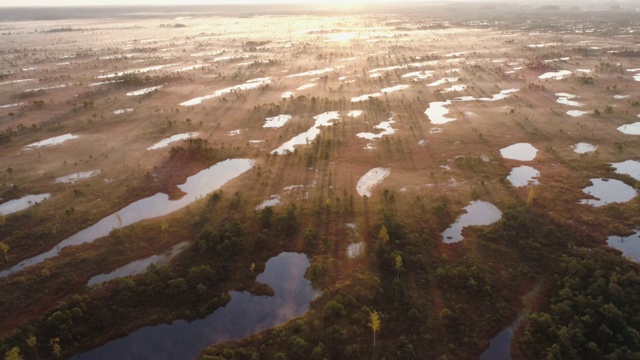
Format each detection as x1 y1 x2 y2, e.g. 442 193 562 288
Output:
0 0 425 6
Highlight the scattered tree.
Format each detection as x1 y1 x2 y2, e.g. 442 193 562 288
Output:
4 347 22 360
395 254 403 279
0 241 9 262
50 338 61 359
369 310 381 346
527 187 536 205
378 225 390 244
27 336 39 360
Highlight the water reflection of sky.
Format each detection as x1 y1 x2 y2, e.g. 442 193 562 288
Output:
73 252 313 360
442 201 502 244
0 159 253 278
607 230 640 262
479 319 520 360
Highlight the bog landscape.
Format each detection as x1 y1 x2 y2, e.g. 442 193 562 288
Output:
0 2 639 359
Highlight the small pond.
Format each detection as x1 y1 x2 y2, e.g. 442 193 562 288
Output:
346 242 364 259
0 194 51 216
578 178 637 207
256 195 281 210
480 318 521 360
356 167 391 197
147 132 200 151
55 170 99 184
500 143 538 161
347 110 363 118
506 166 540 187
566 110 590 118
427 77 458 87
618 122 640 135
87 242 189 286
356 116 397 140
113 108 134 115
607 230 640 262
180 78 271 107
272 111 340 155
555 93 583 107
263 115 291 128
425 101 455 125
572 143 598 154
538 70 571 80
442 201 502 244
611 160 640 181
126 86 162 96
25 134 78 148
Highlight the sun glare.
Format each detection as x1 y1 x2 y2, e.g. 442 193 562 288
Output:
327 32 357 43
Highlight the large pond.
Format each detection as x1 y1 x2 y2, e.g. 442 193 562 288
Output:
442 201 502 244
607 230 640 262
0 194 51 216
0 159 254 278
578 178 637 207
72 252 314 360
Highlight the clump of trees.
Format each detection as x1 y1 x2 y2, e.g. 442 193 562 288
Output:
520 250 640 359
